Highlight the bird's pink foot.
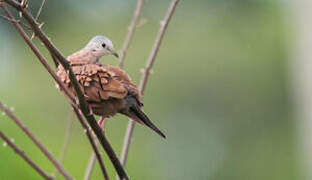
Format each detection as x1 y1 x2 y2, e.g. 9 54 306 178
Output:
98 117 105 132
92 116 105 137
88 104 93 115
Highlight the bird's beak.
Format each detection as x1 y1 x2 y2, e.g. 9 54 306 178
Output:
110 50 119 58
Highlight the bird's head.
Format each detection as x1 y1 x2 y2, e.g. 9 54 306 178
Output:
84 35 119 59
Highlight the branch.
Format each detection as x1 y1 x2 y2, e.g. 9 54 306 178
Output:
2 1 129 179
53 110 74 179
35 0 46 20
119 0 179 168
118 0 144 68
85 0 145 176
31 0 46 40
0 102 73 180
84 140 100 180
0 13 31 29
84 119 108 180
0 3 75 103
0 131 53 180
84 150 97 180
72 106 109 180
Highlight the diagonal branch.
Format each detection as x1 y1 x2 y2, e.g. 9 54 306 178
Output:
0 131 53 180
72 106 109 180
0 13 32 29
2 1 129 179
35 0 46 20
118 0 144 68
0 102 73 180
85 0 145 177
119 0 179 169
0 3 75 103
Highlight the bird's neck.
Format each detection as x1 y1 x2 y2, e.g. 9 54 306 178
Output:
67 49 100 65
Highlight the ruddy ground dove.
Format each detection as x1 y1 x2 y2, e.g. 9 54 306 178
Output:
56 36 165 138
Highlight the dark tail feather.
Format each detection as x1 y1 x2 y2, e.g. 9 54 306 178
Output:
130 106 166 139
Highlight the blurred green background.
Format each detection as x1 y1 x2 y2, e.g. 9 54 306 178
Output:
0 0 300 179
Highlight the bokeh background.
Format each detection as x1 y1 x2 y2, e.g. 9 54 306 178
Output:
0 0 308 179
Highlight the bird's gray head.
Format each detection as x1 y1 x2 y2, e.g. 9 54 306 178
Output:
84 35 119 58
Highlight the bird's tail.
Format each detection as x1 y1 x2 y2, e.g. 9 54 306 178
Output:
129 105 166 139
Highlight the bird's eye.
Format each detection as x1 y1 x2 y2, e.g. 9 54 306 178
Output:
102 43 106 48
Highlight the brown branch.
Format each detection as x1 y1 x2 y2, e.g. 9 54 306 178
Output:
0 102 73 180
0 13 31 29
118 0 144 68
84 119 108 180
72 106 109 180
30 0 46 40
0 131 53 180
1 3 110 180
119 0 179 169
84 0 145 177
2 1 128 178
0 3 75 103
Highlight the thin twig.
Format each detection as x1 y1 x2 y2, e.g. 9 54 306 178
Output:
119 0 179 170
85 0 145 176
0 102 73 180
84 149 97 180
84 140 99 180
53 110 74 179
0 3 113 179
0 13 31 29
35 0 45 20
0 3 75 103
0 131 53 180
84 119 108 180
30 0 46 40
3 1 129 178
118 0 144 68
72 106 109 180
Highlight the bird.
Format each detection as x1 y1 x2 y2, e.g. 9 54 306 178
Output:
56 35 166 138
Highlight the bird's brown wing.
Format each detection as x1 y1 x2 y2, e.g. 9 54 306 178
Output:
104 65 142 105
57 63 130 103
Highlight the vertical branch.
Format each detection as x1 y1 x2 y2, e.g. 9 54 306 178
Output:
53 110 74 179
2 1 129 179
84 0 145 177
84 149 97 180
84 119 108 180
72 106 109 180
118 0 144 68
119 0 179 168
0 102 73 180
0 131 53 180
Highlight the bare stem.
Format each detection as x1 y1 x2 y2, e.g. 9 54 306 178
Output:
84 119 108 180
84 0 145 177
0 131 53 180
0 102 73 180
84 149 97 180
2 1 128 178
53 110 74 179
118 0 144 68
119 0 179 170
0 13 31 29
0 3 75 102
72 106 109 180
35 0 46 20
